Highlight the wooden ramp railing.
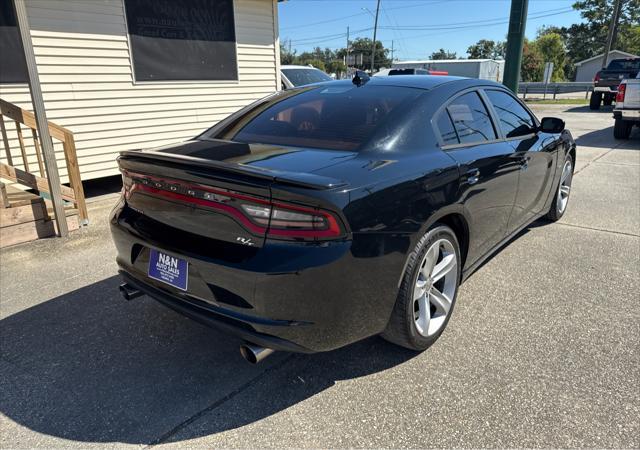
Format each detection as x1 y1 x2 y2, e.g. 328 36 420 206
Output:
0 98 88 225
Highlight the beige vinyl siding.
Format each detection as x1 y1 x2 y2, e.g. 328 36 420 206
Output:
0 0 280 183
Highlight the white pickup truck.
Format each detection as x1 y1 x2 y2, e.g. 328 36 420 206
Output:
613 73 640 139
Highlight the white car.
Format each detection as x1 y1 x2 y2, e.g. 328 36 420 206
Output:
281 65 332 90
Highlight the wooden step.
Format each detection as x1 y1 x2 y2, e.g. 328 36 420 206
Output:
45 200 80 232
0 185 79 248
0 219 55 248
1 185 48 227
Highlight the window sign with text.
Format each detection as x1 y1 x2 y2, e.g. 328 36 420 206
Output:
124 0 238 82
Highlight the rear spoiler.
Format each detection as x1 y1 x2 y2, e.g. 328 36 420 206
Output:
118 150 348 191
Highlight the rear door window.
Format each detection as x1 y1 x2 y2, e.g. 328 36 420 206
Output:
446 92 497 145
485 90 536 138
435 110 459 146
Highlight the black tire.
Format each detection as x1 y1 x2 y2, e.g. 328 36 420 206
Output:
589 92 602 110
382 224 461 351
603 94 614 106
546 153 574 222
613 118 632 140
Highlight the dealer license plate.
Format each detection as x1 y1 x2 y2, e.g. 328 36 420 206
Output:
148 249 188 291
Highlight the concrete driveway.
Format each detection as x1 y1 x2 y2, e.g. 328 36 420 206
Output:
1 105 638 448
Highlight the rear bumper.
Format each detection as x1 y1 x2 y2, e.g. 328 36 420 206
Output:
614 109 640 121
110 201 405 353
119 270 313 353
594 86 618 93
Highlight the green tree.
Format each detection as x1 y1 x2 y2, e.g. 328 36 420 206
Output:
535 33 567 81
300 59 326 71
568 0 640 60
617 24 640 55
467 39 505 59
430 48 458 60
326 60 347 75
336 37 390 71
280 42 296 65
521 39 544 82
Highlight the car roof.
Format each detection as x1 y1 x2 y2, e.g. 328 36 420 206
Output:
309 75 503 91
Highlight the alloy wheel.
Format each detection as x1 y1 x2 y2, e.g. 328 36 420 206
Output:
413 239 458 337
557 159 573 214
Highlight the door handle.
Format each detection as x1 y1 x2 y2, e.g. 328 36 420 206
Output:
466 168 480 185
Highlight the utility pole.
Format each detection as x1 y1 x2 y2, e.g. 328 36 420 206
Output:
346 26 350 68
391 40 394 63
13 0 68 236
370 0 381 73
503 0 529 93
601 0 623 69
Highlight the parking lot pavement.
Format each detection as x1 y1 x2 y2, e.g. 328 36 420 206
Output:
1 105 638 448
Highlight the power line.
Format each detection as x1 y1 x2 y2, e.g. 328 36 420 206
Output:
284 3 576 60
289 27 372 44
287 6 573 47
387 7 575 41
370 6 576 59
378 6 572 30
281 0 451 30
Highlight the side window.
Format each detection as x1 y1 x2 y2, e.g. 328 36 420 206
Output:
446 92 497 145
435 110 459 146
485 90 536 138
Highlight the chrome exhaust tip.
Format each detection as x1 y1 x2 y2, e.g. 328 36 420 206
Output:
240 343 275 364
119 283 143 301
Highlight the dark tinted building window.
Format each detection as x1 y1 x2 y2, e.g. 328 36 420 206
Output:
0 1 28 83
436 110 459 146
214 85 422 151
446 92 496 144
485 90 535 138
124 0 237 82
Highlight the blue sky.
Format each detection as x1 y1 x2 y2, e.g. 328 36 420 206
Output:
278 0 585 61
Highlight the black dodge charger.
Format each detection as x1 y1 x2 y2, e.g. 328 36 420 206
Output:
111 75 575 363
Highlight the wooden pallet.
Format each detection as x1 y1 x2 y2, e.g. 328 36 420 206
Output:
0 184 79 248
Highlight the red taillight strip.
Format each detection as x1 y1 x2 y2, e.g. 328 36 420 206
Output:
131 183 266 235
123 170 344 239
126 170 271 206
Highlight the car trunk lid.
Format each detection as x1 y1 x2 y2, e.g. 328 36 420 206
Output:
118 139 352 248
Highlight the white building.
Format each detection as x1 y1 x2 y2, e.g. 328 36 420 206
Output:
574 50 639 82
0 0 282 182
391 59 505 82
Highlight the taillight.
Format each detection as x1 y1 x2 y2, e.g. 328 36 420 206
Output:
616 83 627 103
594 72 601 83
122 171 133 198
240 202 341 238
121 170 344 240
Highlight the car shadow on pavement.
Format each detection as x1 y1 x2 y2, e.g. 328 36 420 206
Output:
0 276 416 445
565 105 615 114
575 125 640 148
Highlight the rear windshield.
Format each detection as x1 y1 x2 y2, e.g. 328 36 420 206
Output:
608 59 640 71
214 85 422 151
282 68 332 87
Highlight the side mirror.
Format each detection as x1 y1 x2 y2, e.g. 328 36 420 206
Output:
540 117 565 134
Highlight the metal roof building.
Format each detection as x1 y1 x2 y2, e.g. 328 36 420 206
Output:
391 59 505 82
